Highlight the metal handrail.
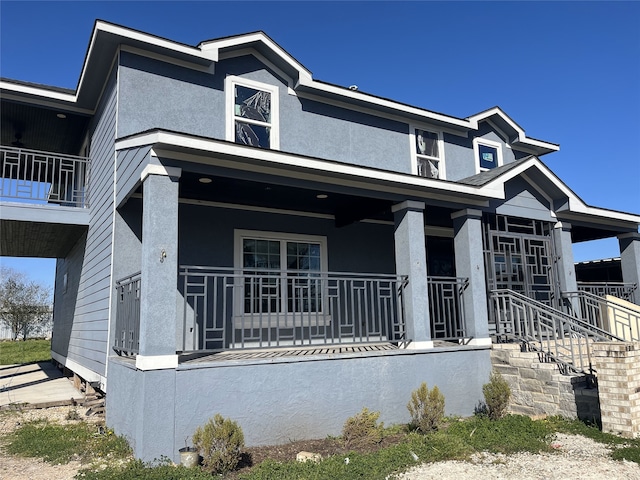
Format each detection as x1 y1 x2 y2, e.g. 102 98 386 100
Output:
491 289 621 376
577 281 637 304
179 266 408 353
563 290 640 341
0 145 90 207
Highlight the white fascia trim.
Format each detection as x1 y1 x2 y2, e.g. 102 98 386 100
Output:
135 354 179 370
119 45 212 73
95 21 215 60
115 131 498 201
298 76 470 129
520 172 556 219
200 32 312 84
219 47 296 92
51 351 104 386
0 81 77 103
468 107 559 152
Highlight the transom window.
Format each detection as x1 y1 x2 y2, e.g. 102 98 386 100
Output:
225 76 279 149
474 138 502 172
235 231 327 315
412 128 444 179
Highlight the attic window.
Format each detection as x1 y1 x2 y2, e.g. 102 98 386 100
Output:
474 138 503 173
226 76 279 149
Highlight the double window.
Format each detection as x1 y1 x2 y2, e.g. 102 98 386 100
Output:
226 76 279 149
235 230 327 316
412 128 444 179
474 138 502 172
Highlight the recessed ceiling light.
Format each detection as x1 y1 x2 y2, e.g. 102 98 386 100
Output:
56 113 67 119
198 177 212 184
316 194 328 199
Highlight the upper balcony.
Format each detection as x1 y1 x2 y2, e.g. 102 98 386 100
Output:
1 146 90 207
0 145 91 258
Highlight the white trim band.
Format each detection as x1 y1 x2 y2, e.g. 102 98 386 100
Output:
140 164 182 181
135 354 179 370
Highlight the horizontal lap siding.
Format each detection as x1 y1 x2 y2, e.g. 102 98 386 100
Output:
116 147 151 206
66 70 117 378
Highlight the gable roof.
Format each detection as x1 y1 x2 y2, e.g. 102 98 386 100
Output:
0 21 558 155
460 156 640 228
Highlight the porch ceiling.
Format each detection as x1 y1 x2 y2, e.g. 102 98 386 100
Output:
174 170 457 228
1 99 90 155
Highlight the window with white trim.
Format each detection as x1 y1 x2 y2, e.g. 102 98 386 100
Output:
235 230 327 315
474 138 502 172
412 128 445 179
225 76 279 149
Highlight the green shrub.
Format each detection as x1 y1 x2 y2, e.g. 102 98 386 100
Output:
192 413 244 474
342 407 384 448
407 382 445 433
482 372 511 420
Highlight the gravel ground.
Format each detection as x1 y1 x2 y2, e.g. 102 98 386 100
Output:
1 407 640 480
397 433 640 480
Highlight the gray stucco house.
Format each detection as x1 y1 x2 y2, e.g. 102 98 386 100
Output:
2 21 639 461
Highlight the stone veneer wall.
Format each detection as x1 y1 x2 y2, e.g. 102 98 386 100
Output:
592 342 640 438
491 344 600 421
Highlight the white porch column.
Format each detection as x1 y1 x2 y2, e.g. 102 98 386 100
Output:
553 222 578 293
392 200 432 349
619 232 640 306
452 209 490 346
137 164 181 369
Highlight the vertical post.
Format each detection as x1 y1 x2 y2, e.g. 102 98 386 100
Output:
452 209 490 346
553 221 579 313
137 164 182 369
619 232 640 306
392 200 432 348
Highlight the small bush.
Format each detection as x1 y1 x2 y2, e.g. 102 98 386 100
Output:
342 407 384 448
192 414 244 474
407 382 445 433
482 372 511 420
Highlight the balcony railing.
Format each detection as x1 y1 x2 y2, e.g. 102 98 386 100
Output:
577 281 637 304
179 266 408 352
0 146 90 207
427 276 469 341
113 272 141 356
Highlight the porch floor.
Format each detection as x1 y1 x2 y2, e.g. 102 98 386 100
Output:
180 342 400 364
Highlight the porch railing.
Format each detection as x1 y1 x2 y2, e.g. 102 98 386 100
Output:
179 266 408 352
562 290 640 342
427 276 468 341
491 289 621 376
0 146 90 207
577 281 637 304
113 272 141 355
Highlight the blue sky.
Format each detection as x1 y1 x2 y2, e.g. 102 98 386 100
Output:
1 1 639 289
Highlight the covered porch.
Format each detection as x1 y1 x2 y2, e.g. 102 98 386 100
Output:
109 132 495 367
